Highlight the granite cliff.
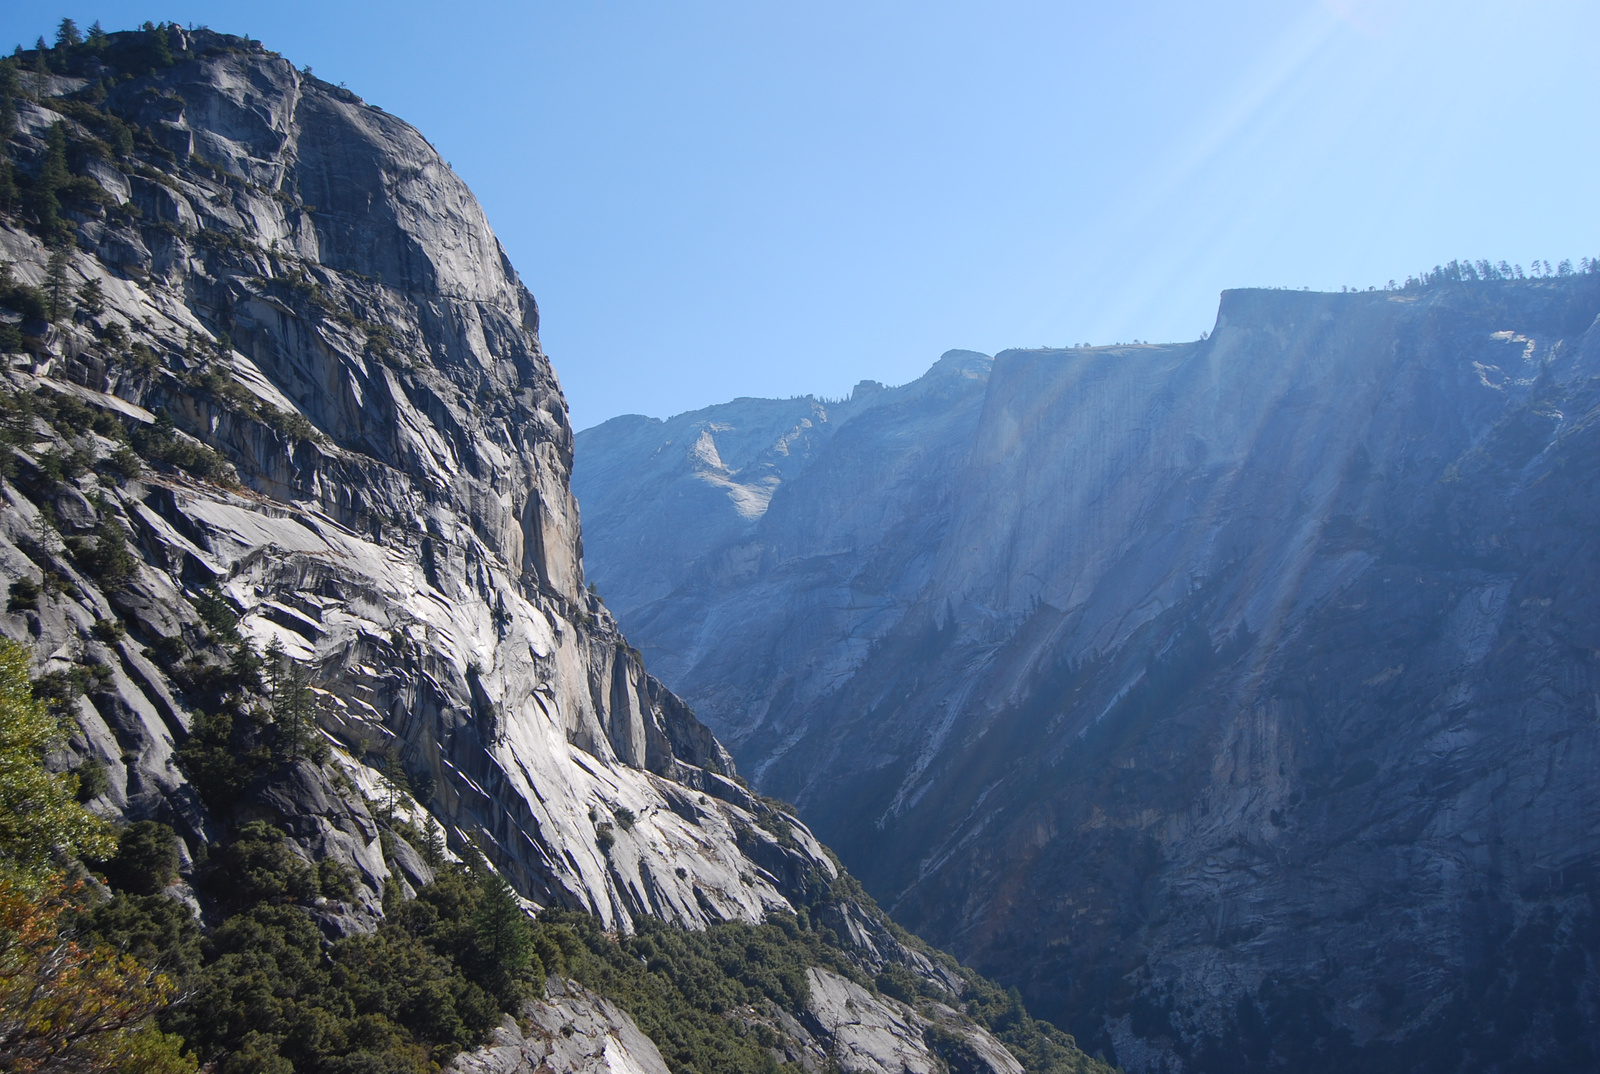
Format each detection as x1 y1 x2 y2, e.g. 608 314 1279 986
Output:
576 273 1600 1071
0 25 1102 1074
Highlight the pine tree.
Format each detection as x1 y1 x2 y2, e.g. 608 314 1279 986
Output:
86 21 108 51
471 871 535 1002
31 122 68 240
55 18 82 50
76 277 104 317
0 60 16 138
46 245 72 322
423 816 446 866
32 37 49 89
0 72 16 208
149 24 173 68
379 742 407 821
264 640 324 763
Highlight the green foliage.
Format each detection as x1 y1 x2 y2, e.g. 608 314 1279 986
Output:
183 362 328 446
192 586 241 645
875 961 945 1006
124 343 161 375
469 872 536 1006
0 639 116 872
316 859 356 902
36 387 96 435
45 245 72 320
0 872 196 1074
77 276 105 316
7 576 39 612
421 818 446 867
80 888 204 980
56 19 83 50
146 851 522 1074
102 444 142 480
73 756 109 802
174 708 264 812
91 617 125 643
37 443 95 489
205 821 319 910
0 260 49 321
264 639 328 764
44 99 136 162
0 158 16 214
100 821 180 896
27 122 69 241
71 516 138 587
97 319 129 350
130 413 236 484
29 662 111 717
964 982 1111 1074
542 873 1099 1074
3 113 113 241
535 908 827 1074
148 24 174 69
171 628 339 815
0 65 16 143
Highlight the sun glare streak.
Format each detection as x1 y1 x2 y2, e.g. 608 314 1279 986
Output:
1321 0 1395 38
1019 4 1351 345
1025 0 1503 349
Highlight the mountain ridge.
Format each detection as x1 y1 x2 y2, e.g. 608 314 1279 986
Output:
576 272 1600 1071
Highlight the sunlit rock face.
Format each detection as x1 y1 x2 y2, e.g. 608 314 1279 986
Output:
575 278 1600 1070
0 30 1111 1074
448 977 672 1074
0 26 830 935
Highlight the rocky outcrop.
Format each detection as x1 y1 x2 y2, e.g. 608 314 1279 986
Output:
0 26 831 932
575 275 1600 1071
803 967 1025 1074
450 978 671 1074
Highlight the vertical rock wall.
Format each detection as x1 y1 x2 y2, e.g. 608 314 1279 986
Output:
576 277 1600 1070
0 27 828 934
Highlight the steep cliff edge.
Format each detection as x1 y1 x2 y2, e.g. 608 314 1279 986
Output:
0 22 796 932
576 276 1600 1071
0 27 1102 1074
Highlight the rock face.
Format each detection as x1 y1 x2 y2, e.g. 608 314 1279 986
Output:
0 28 1095 1074
804 967 1025 1074
449 978 672 1074
0 27 825 932
575 351 993 724
575 277 1600 1071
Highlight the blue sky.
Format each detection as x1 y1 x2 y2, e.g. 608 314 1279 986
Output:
5 2 1596 430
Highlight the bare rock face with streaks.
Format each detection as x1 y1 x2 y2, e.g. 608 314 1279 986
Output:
0 28 1104 1074
575 277 1600 1071
449 978 672 1074
0 25 819 935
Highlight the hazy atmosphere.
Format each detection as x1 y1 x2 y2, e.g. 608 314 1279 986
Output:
3 0 1595 429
